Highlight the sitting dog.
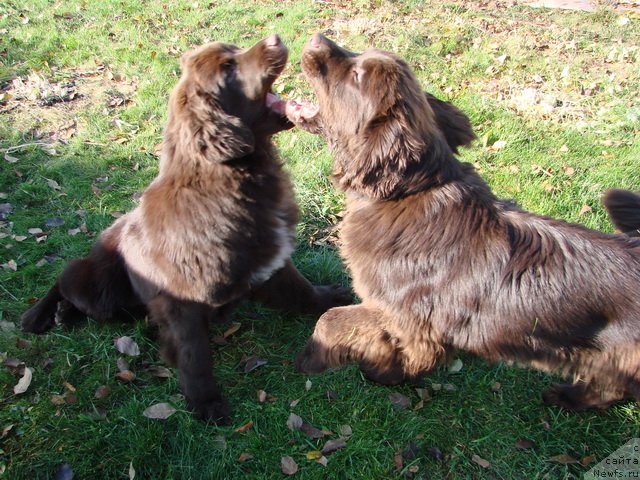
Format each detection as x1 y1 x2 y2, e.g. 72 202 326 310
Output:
21 35 350 423
287 33 640 411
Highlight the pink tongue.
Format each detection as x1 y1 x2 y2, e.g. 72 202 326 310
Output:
266 92 286 115
285 99 319 121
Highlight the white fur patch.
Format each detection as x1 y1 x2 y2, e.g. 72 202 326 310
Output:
250 216 295 286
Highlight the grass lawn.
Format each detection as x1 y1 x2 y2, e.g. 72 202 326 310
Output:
1 0 639 478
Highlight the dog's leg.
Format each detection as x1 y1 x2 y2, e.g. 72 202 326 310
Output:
542 382 627 410
148 295 229 424
295 304 407 384
250 259 352 315
21 282 64 333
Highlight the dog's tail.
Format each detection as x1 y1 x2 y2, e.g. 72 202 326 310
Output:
602 189 640 237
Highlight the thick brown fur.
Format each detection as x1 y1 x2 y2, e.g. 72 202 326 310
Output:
603 189 640 237
21 35 351 423
289 34 640 411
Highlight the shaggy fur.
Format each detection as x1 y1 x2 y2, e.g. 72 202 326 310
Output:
603 189 640 237
21 35 350 423
287 33 640 410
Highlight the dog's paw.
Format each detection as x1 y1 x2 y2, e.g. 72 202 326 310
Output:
313 284 353 312
360 361 407 386
188 395 231 425
21 303 57 334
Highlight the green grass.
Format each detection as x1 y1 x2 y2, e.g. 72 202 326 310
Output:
1 0 639 478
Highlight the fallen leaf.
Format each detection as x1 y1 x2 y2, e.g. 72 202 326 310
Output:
4 358 25 372
491 382 501 392
289 399 300 408
321 438 347 455
427 447 444 462
0 203 13 220
389 392 411 410
2 425 14 437
16 338 31 349
63 381 75 392
128 461 135 480
432 383 442 391
13 367 32 394
0 320 15 331
234 420 254 433
413 400 424 411
305 379 312 391
491 140 507 150
2 260 17 271
223 322 241 338
115 370 136 382
448 358 463 373
316 456 328 467
300 422 325 439
55 464 73 480
546 454 579 465
115 336 140 356
287 413 303 431
244 356 267 373
28 228 43 235
340 425 353 437
4 153 18 164
443 384 457 392
50 394 66 406
256 389 267 403
394 449 403 471
581 454 596 466
579 205 592 216
143 403 176 419
306 450 323 460
145 365 172 378
472 454 490 469
117 358 130 372
45 217 65 227
67 228 81 236
515 438 535 450
94 385 111 399
238 452 254 462
46 178 61 190
415 388 430 401
13 235 27 242
281 456 298 476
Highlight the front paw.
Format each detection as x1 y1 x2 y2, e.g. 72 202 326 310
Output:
295 338 330 375
313 284 353 312
187 395 231 424
22 303 57 334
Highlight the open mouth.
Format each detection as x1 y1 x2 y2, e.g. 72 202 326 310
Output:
284 97 320 123
265 91 287 116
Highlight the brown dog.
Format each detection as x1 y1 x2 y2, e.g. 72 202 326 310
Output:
288 34 640 411
21 35 350 423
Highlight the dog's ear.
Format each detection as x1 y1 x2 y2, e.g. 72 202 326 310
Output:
196 110 255 162
425 92 476 153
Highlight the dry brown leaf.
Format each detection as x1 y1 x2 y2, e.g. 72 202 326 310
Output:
394 449 403 471
300 422 325 439
234 420 254 433
515 438 535 450
581 454 596 466
13 367 32 394
413 400 424 411
256 389 267 403
238 452 254 462
50 394 66 406
491 382 502 392
115 370 136 382
546 454 579 465
471 454 491 469
143 402 176 420
339 425 353 437
117 358 130 372
281 456 298 476
287 413 303 431
145 365 172 378
114 336 140 356
63 382 75 392
94 385 111 399
321 439 347 455
244 356 267 373
16 338 31 349
389 392 411 409
222 322 241 338
579 205 592 216
46 178 61 190
316 456 328 467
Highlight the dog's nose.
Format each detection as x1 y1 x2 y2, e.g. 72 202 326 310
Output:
309 33 324 48
265 34 281 47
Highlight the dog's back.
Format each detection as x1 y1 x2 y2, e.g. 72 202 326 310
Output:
603 189 640 237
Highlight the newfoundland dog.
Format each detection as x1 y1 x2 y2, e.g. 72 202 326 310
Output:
21 35 350 423
287 33 640 411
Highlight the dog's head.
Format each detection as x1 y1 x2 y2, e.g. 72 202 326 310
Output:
287 34 474 199
170 34 292 163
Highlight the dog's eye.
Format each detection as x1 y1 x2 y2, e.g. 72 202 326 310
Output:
220 59 237 74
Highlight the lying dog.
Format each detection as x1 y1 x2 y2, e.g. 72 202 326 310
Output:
21 35 350 423
288 33 640 411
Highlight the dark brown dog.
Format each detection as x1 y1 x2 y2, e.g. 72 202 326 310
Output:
21 35 350 423
288 34 640 411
